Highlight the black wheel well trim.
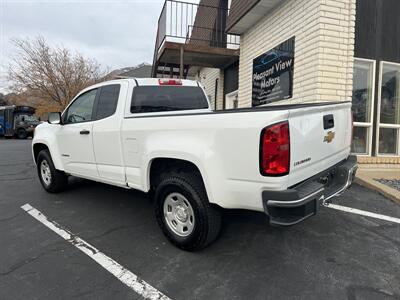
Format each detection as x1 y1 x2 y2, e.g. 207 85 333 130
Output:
33 143 50 164
148 157 207 192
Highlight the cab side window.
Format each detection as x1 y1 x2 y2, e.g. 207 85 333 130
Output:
95 84 120 120
64 89 97 124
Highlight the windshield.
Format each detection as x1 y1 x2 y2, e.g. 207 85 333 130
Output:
130 86 209 114
22 115 38 122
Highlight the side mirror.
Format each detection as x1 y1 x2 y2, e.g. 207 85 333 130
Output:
48 112 62 125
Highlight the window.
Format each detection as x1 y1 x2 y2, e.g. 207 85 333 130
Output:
225 90 239 110
131 86 209 114
64 89 97 124
379 128 397 155
95 84 120 120
378 62 400 155
23 115 38 122
351 59 375 155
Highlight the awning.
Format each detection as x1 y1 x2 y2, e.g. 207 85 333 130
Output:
226 0 282 35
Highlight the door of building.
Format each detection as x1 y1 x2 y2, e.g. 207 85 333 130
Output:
225 90 238 109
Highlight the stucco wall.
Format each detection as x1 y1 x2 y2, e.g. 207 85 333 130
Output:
237 0 356 107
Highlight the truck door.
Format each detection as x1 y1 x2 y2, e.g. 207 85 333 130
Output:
92 82 126 184
57 88 98 178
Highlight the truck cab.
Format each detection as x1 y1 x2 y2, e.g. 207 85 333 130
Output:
0 106 40 139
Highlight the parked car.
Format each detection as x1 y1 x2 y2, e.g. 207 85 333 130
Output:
32 78 357 251
0 105 40 139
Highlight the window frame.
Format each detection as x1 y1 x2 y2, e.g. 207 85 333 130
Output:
376 60 400 156
351 58 376 157
62 88 99 125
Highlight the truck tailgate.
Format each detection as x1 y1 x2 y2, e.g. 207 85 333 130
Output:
287 102 352 187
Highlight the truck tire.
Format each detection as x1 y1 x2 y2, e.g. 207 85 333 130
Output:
17 129 27 139
37 150 68 193
154 170 221 251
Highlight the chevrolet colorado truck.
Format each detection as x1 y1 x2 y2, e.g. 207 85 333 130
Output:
32 78 357 251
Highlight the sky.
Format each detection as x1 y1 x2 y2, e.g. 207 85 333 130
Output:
0 0 198 93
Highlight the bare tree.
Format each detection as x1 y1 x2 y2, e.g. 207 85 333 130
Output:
8 36 109 110
0 93 8 106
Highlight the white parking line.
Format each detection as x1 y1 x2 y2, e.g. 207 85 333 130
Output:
21 203 171 300
325 203 400 224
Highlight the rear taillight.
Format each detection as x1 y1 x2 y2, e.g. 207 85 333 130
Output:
260 121 290 176
158 79 182 86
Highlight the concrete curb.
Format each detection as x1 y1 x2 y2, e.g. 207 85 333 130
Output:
355 175 400 205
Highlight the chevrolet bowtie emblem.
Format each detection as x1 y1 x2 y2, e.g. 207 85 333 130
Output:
323 131 335 143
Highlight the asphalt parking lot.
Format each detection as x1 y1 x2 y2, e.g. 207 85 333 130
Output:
1 140 399 300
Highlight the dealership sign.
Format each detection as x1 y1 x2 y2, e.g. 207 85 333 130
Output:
252 37 295 106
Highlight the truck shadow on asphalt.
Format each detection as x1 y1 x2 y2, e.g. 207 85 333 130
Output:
65 175 276 232
3 141 399 299
61 176 400 251
48 176 400 300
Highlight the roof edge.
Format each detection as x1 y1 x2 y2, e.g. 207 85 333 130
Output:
226 0 261 34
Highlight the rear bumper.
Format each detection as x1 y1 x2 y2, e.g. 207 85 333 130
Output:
263 155 357 226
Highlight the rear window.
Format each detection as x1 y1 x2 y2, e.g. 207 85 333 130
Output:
130 86 209 114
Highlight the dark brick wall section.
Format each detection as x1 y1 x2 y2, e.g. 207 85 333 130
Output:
355 0 400 62
190 0 229 47
226 0 260 32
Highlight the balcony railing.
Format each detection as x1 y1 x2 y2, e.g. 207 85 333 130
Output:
153 0 240 59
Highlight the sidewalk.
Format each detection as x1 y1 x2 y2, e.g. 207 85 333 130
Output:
356 166 400 204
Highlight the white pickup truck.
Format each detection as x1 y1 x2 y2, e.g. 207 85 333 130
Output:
32 78 357 251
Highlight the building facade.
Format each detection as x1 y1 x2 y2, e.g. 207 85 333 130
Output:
352 0 400 159
152 0 400 161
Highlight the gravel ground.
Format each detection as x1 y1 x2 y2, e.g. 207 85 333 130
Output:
374 178 400 192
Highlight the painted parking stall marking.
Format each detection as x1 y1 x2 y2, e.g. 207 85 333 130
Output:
325 203 400 224
21 204 171 300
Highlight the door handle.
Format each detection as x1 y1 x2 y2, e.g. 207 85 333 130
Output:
80 130 90 135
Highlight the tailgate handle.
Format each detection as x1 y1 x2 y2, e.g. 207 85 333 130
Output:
323 114 334 129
